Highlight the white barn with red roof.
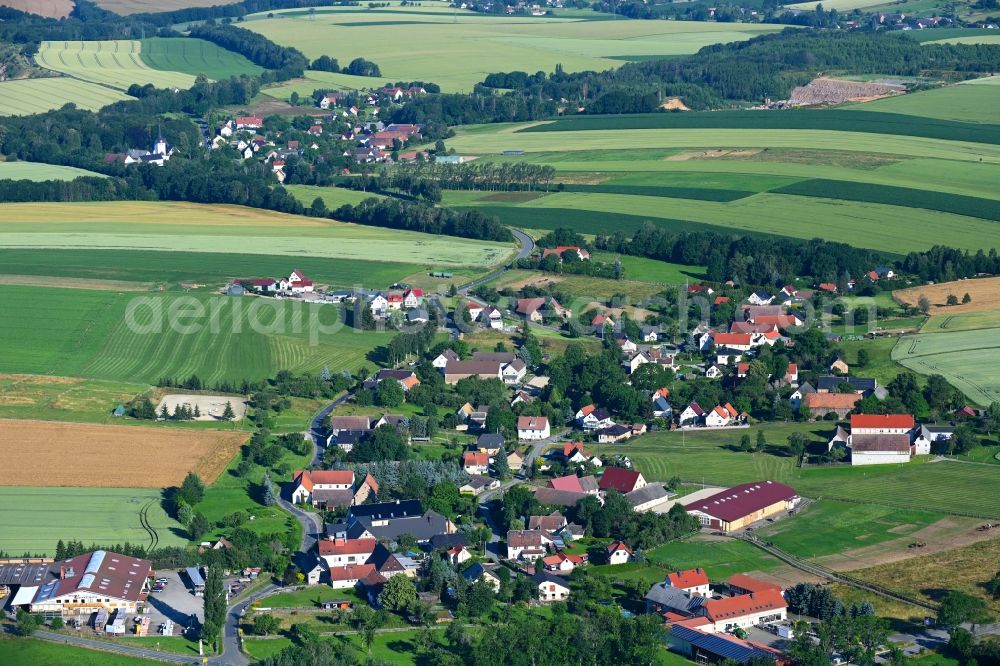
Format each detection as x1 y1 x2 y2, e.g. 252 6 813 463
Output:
683 481 799 532
665 567 711 596
288 269 314 293
848 413 916 466
292 470 355 507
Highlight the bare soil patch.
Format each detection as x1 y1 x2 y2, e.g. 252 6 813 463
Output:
0 0 73 18
894 276 1000 314
789 77 905 106
665 149 761 161
659 98 691 111
0 274 155 291
156 394 248 421
0 419 247 487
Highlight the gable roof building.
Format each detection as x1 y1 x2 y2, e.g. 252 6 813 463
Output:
599 467 646 494
683 481 799 532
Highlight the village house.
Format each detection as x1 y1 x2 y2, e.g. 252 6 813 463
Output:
599 467 646 494
597 424 635 443
328 564 378 589
705 403 740 428
447 545 473 566
727 573 782 597
533 571 571 602
462 451 491 475
291 469 356 509
576 405 614 430
627 483 674 513
480 305 504 329
679 402 706 427
517 415 550 441
444 360 502 384
317 538 377 569
592 314 615 335
542 246 590 261
529 511 568 532
459 475 499 496
506 530 552 560
803 392 861 418
606 541 633 565
543 551 586 573
502 359 527 385
641 325 661 342
506 449 524 471
432 348 460 369
699 589 788 632
912 424 954 455
665 568 712 596
375 369 420 392
652 388 672 418
548 474 600 495
462 563 501 592
683 481 800 532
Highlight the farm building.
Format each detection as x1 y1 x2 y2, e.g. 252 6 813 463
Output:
668 624 784 664
291 469 356 508
683 481 799 532
517 415 550 441
3 550 151 617
802 392 861 418
847 413 917 465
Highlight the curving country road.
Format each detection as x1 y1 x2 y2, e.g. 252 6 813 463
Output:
458 228 534 295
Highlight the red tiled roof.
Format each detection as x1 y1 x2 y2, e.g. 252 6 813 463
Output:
684 481 797 523
850 414 915 430
599 467 642 493
318 538 377 556
328 564 376 581
804 392 861 410
562 442 585 458
714 333 752 346
463 451 490 467
549 475 584 493
294 469 354 491
702 589 787 621
518 415 548 430
607 540 632 555
516 297 546 315
667 567 709 589
728 573 782 594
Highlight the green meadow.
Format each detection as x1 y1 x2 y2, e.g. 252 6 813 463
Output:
139 37 264 80
0 161 104 181
0 486 185 555
856 82 1000 124
247 5 785 91
0 640 165 666
0 285 397 385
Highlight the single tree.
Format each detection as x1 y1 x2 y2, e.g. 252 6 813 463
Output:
963 293 972 304
252 613 280 636
917 294 931 315
179 472 205 505
755 430 766 452
222 401 235 420
946 294 959 306
739 433 752 452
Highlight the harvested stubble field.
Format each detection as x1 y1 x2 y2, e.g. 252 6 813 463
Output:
0 0 73 18
849 538 1000 615
0 419 247 487
894 276 1000 315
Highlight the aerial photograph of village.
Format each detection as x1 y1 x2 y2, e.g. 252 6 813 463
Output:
0 0 998 664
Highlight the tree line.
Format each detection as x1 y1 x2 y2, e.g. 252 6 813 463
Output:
189 23 309 79
383 161 557 192
331 197 512 242
461 30 1000 119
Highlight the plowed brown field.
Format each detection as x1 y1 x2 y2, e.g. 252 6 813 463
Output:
0 419 246 487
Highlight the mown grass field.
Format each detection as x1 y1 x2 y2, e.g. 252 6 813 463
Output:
287 183 388 209
0 77 132 116
0 285 397 385
248 4 786 91
756 500 943 559
0 640 165 666
36 40 198 91
591 252 705 284
0 161 104 181
593 424 1000 518
139 37 263 79
0 202 514 268
0 486 185 554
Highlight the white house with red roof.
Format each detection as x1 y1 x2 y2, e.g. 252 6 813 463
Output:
317 537 377 568
236 115 263 129
665 567 711 596
678 402 706 427
386 292 404 311
606 541 633 565
705 403 740 428
291 470 355 508
699 588 787 632
288 269 314 293
402 288 424 308
517 415 550 441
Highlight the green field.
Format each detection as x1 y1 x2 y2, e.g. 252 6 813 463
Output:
591 252 705 284
247 5 786 91
923 310 1000 332
756 500 942 559
0 248 417 289
925 35 1000 46
36 40 197 91
0 487 185 554
286 184 389 209
0 640 165 666
893 328 1000 404
856 83 1000 124
0 161 104 181
0 375 149 423
593 424 1000 518
0 202 514 268
0 285 396 385
139 37 263 79
0 77 133 116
